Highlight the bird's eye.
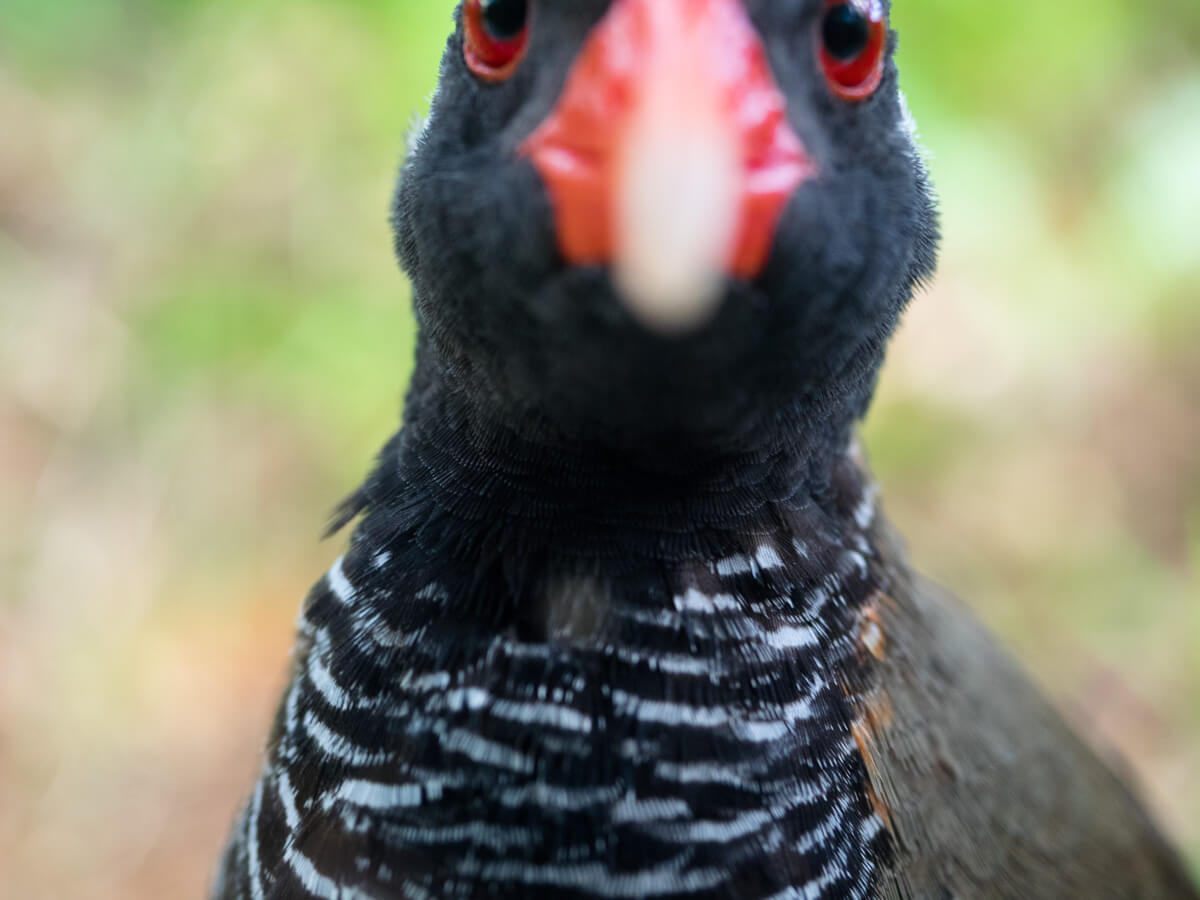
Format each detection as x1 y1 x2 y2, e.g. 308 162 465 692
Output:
464 0 531 82
818 1 887 101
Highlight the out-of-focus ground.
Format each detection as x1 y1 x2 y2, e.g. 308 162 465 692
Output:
0 2 1197 897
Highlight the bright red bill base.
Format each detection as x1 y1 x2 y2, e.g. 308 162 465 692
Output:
521 0 816 282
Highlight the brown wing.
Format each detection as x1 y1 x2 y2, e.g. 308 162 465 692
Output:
859 526 1198 900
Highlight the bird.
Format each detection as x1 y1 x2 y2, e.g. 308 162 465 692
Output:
213 0 1199 898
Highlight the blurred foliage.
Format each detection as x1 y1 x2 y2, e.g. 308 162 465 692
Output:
1 1 1198 896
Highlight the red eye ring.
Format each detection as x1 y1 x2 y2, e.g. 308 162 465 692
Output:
818 0 887 102
464 0 531 83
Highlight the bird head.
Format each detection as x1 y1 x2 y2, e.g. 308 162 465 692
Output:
394 0 938 458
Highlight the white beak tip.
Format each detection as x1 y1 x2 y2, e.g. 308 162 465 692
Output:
614 264 726 335
611 36 741 337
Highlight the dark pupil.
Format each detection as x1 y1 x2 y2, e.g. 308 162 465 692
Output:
822 4 870 60
481 0 527 41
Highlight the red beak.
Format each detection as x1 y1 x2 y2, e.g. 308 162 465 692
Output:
522 0 815 330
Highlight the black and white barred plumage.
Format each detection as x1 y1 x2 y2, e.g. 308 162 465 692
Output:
215 449 891 900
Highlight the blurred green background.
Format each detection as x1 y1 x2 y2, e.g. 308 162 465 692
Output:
1 1 1197 896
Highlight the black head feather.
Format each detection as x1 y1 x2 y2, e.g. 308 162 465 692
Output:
376 0 939 555
395 1 936 458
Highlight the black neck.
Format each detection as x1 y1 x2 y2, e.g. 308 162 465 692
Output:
336 354 879 575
